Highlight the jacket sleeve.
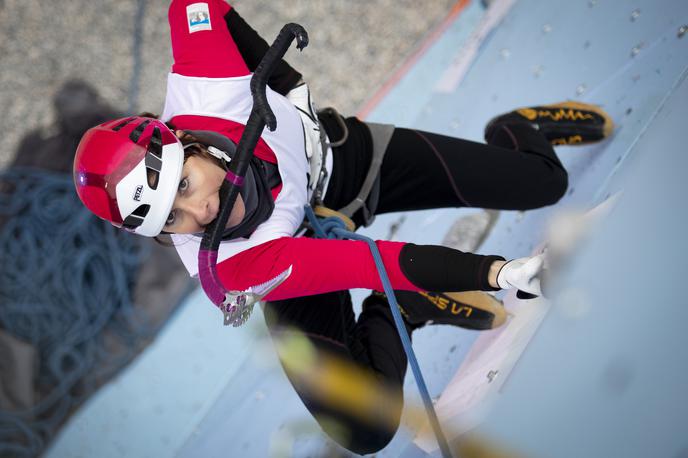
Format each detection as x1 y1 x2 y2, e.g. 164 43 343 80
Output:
215 237 501 301
168 0 250 78
223 7 303 95
217 237 419 301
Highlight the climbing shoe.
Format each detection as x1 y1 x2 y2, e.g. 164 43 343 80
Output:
381 290 507 331
485 101 614 145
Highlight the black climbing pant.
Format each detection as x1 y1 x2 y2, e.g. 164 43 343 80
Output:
264 120 567 454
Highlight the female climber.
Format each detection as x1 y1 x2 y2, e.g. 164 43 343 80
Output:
72 0 613 454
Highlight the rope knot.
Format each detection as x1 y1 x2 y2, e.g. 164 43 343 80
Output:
304 205 355 239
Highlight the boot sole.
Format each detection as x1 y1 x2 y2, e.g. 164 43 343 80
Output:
443 291 507 328
410 290 508 330
519 101 614 144
487 101 615 145
548 101 615 139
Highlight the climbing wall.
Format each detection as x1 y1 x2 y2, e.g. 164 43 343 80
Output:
45 0 688 457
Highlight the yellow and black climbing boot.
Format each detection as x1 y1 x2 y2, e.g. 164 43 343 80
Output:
384 290 507 330
485 101 614 146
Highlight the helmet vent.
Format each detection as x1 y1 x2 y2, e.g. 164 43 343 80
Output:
146 168 160 190
129 119 151 143
112 117 136 132
122 204 151 230
145 127 163 190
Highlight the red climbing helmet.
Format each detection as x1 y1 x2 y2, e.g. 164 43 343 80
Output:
73 116 184 237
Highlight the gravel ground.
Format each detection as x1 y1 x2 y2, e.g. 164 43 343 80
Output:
0 0 457 168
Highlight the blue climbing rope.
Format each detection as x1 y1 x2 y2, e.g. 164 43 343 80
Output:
0 168 153 458
304 205 454 458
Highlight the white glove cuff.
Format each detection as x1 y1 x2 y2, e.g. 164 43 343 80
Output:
496 260 514 290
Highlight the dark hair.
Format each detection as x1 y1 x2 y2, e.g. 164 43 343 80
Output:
138 114 227 245
176 131 228 171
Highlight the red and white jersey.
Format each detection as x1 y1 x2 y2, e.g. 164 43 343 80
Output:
162 0 420 301
162 72 311 275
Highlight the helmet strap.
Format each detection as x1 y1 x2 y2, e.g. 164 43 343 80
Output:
183 142 232 164
208 146 232 163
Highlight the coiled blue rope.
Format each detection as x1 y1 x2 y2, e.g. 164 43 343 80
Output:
0 168 151 458
304 205 453 458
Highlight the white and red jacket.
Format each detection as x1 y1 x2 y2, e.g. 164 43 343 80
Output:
163 0 420 300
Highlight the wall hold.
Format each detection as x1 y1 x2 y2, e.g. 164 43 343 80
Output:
487 370 499 383
679 25 687 38
630 42 644 57
532 64 544 78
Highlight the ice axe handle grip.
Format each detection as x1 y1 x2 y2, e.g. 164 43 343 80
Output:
250 23 308 131
198 23 309 308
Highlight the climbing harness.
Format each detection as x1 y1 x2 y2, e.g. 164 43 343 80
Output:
309 107 392 227
334 120 392 226
305 106 340 206
197 23 453 456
